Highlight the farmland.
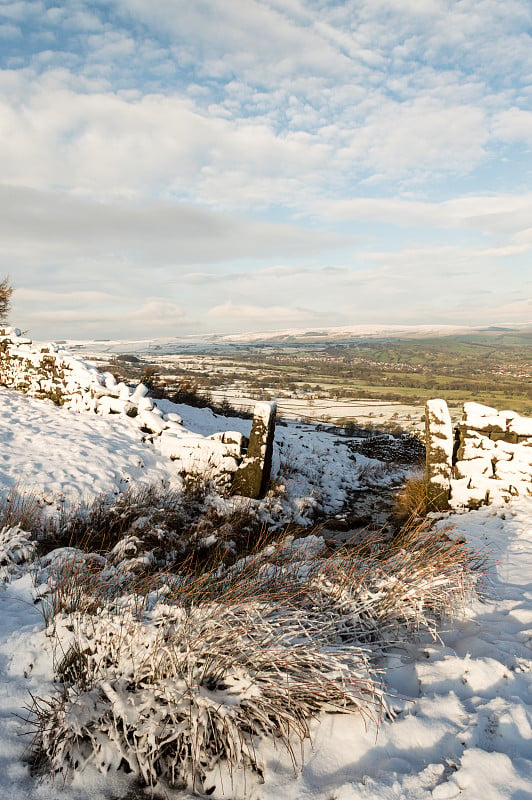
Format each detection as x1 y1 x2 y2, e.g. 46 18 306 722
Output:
83 329 532 427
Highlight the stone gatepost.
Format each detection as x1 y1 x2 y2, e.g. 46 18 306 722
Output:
232 401 276 499
425 398 453 509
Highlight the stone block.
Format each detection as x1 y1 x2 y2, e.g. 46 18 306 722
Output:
425 399 453 509
232 401 276 499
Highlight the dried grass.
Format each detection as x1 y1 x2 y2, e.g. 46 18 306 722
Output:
392 475 431 526
0 486 42 532
37 485 184 556
36 484 283 580
28 513 485 794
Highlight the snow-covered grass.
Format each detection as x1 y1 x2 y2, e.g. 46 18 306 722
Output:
29 602 383 794
20 511 484 795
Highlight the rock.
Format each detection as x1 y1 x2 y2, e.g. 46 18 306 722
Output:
138 409 167 435
232 401 276 499
137 396 154 412
425 398 453 509
131 383 149 402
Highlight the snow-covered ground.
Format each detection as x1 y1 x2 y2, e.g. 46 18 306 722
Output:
0 387 394 521
0 390 176 507
206 391 427 432
0 388 530 799
257 500 532 800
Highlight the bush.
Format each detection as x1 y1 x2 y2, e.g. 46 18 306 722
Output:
170 379 211 408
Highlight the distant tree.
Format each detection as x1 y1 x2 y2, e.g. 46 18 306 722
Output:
0 276 13 325
343 420 359 437
141 365 159 390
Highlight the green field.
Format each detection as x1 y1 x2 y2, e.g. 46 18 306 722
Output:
193 332 532 414
103 330 532 416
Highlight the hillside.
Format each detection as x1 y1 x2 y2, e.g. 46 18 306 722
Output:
0 378 530 799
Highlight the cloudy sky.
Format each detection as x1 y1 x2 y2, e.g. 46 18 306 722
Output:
2 0 531 339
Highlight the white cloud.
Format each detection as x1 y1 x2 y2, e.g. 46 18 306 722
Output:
493 108 532 142
0 1 45 22
205 302 324 328
1 0 531 336
114 0 348 82
0 185 344 270
0 22 21 38
0 72 335 206
13 290 190 339
318 193 532 238
1 0 527 206
346 100 489 179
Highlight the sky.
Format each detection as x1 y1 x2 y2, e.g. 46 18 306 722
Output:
1 0 532 340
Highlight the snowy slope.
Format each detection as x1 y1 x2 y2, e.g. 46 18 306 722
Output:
0 389 178 507
63 324 478 356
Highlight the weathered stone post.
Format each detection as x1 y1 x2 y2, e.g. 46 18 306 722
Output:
425 398 453 509
232 401 276 499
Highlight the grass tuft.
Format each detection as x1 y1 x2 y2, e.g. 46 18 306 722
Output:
0 486 42 532
392 475 432 526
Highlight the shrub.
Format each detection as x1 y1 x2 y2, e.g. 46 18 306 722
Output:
169 379 212 408
140 365 159 391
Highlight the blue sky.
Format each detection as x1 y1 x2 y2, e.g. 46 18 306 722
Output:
1 0 531 339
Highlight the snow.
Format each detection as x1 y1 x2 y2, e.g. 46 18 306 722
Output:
450 429 532 509
254 400 276 423
0 386 530 799
463 402 532 438
509 417 532 437
0 389 177 507
426 400 453 464
254 500 532 800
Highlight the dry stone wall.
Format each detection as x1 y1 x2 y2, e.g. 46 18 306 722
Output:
0 328 276 496
425 397 532 508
